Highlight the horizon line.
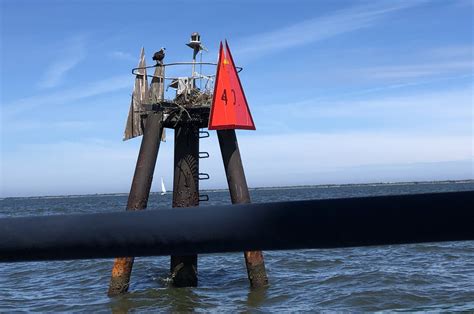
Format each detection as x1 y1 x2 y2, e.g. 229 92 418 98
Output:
2 179 473 200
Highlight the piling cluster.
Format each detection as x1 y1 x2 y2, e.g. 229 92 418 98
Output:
109 33 268 296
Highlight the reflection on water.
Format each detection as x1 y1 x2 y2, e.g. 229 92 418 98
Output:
110 288 204 313
1 182 474 311
246 286 269 308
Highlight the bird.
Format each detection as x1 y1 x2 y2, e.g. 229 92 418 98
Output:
153 48 166 64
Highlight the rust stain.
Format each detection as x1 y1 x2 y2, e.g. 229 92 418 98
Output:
108 257 135 296
244 251 268 287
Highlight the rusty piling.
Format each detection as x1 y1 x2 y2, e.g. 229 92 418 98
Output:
108 61 165 296
217 129 268 287
170 126 200 287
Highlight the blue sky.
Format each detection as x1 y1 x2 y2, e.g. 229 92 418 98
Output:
1 0 473 197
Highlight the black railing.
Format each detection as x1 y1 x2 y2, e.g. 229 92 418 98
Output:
0 191 473 262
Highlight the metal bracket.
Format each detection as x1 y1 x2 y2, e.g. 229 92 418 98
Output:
132 62 242 78
199 131 210 138
198 194 209 202
198 173 210 180
199 152 209 159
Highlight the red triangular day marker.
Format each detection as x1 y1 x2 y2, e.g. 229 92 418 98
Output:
208 41 256 130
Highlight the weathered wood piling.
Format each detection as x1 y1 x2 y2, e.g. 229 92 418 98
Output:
171 126 200 287
217 129 268 287
108 60 165 296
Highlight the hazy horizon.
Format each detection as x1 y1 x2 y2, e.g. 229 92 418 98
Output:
2 177 473 199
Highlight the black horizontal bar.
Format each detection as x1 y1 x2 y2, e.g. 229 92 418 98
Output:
0 191 473 262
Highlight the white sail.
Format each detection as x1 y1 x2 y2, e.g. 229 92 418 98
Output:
161 177 167 195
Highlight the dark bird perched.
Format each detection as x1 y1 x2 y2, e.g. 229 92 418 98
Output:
152 48 166 64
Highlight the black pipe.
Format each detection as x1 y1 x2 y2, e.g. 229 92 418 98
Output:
0 191 473 262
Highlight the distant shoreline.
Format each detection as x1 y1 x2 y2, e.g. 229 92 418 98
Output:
248 179 474 191
1 179 473 200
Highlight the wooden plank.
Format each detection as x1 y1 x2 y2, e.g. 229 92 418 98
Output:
123 47 148 141
217 129 268 287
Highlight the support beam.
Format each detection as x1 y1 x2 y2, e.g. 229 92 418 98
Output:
171 126 200 287
217 129 268 287
108 64 164 296
1 192 473 263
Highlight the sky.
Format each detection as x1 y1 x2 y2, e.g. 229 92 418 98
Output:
0 0 473 197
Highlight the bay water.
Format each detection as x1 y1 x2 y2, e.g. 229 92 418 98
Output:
1 182 473 311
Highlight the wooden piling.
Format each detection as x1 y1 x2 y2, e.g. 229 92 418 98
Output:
217 129 268 287
170 126 200 287
108 63 165 296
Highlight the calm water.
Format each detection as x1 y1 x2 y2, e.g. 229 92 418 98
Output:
1 182 474 312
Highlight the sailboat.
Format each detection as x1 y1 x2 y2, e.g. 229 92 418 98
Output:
161 177 167 195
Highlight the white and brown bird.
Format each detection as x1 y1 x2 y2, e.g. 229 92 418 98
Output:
152 48 166 63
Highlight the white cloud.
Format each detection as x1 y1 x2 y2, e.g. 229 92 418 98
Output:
238 132 472 170
253 84 473 134
331 74 473 96
2 74 131 118
200 130 473 187
37 36 87 89
1 130 472 197
235 1 425 59
108 50 136 62
428 45 473 59
236 132 473 187
2 119 96 132
295 44 474 84
1 139 143 197
358 61 474 80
